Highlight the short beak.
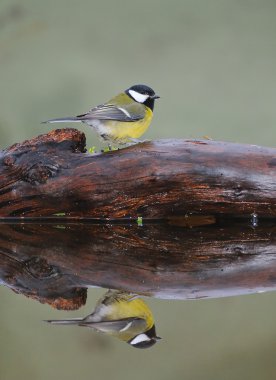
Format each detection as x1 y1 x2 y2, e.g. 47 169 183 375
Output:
152 95 160 100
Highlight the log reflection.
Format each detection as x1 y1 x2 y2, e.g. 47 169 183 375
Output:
0 221 275 309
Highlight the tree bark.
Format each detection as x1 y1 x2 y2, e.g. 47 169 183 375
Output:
0 128 275 218
0 222 275 309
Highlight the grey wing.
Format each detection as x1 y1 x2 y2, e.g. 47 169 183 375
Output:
79 317 145 333
77 103 144 122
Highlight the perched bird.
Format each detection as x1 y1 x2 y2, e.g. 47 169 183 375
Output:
45 290 161 349
42 84 160 146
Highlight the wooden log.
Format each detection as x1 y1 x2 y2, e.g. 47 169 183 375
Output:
0 222 275 309
0 128 275 218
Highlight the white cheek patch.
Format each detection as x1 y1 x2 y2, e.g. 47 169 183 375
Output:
129 90 149 103
130 333 151 345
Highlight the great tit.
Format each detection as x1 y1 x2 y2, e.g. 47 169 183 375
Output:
45 290 161 349
42 84 160 145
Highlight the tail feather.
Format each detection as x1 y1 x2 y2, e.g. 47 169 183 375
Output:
41 117 82 124
44 318 83 325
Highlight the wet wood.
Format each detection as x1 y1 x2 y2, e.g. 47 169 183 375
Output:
0 222 275 309
0 128 275 218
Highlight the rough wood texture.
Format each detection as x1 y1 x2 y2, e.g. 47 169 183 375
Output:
0 128 275 218
0 222 275 309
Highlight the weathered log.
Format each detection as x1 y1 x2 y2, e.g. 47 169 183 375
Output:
0 128 275 218
0 222 275 309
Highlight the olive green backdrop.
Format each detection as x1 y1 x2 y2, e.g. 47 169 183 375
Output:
0 1 276 380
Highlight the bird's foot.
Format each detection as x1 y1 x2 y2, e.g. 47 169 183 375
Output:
101 145 119 153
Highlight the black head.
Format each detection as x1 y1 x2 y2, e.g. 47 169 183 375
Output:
125 84 160 111
128 324 162 349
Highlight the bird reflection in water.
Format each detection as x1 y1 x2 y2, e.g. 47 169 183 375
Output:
45 290 161 349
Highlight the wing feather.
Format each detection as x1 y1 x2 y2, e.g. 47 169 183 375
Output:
77 103 144 122
79 317 145 332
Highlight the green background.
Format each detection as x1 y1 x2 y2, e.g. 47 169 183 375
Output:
0 1 276 380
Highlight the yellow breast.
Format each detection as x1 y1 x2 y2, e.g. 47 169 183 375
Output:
105 107 153 143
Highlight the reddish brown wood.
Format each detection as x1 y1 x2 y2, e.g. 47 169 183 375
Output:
0 222 275 308
0 128 275 218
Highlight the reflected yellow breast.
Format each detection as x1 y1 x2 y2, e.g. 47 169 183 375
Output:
109 298 154 331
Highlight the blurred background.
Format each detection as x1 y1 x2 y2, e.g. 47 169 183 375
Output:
0 0 276 149
0 0 276 379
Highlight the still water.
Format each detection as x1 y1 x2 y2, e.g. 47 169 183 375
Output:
1 221 276 380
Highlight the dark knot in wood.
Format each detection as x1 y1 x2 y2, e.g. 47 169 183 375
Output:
3 156 15 167
23 163 60 185
23 256 59 279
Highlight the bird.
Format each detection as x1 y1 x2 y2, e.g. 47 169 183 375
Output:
45 290 161 349
42 84 160 146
